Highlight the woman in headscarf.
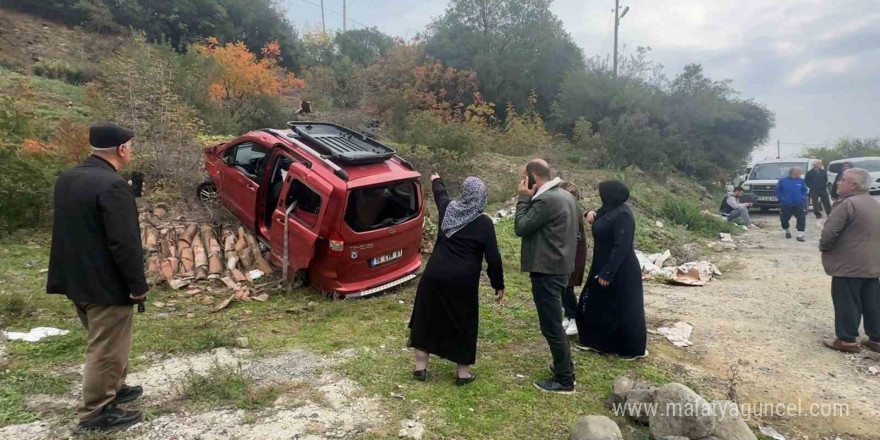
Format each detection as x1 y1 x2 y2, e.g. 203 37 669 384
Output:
558 181 588 337
575 180 647 360
408 174 505 385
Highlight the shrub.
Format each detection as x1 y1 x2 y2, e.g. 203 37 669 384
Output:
31 60 100 85
401 111 479 155
182 363 286 410
0 147 59 235
660 197 737 236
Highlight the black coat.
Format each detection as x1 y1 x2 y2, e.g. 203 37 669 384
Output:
408 179 504 365
576 203 646 357
804 168 829 192
47 156 148 305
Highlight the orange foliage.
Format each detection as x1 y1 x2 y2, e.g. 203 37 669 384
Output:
195 38 304 102
21 138 55 156
52 118 92 164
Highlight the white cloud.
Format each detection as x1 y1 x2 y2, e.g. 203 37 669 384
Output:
785 56 857 87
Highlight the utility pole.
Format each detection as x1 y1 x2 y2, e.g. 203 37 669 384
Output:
321 0 326 33
343 0 347 32
613 0 619 79
612 1 629 79
777 139 781 159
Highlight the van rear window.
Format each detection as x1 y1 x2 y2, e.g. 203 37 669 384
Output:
345 181 419 232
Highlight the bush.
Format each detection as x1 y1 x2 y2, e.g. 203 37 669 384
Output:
0 78 38 141
31 60 100 86
660 198 737 236
0 148 59 235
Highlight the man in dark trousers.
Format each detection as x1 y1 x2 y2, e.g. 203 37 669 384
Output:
805 160 832 219
515 159 578 393
820 168 880 354
775 166 808 241
47 123 148 432
831 161 854 201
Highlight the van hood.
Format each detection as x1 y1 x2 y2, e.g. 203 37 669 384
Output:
744 179 780 186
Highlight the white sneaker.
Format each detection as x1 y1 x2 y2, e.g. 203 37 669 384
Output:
561 319 571 330
565 321 579 336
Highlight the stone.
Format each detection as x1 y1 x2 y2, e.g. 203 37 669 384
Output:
661 437 690 440
606 376 635 407
709 401 757 440
571 415 623 440
624 383 657 424
234 337 249 348
649 383 716 440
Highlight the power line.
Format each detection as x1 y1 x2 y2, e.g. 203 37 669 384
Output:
298 0 373 30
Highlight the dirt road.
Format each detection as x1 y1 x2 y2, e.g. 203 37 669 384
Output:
646 211 880 440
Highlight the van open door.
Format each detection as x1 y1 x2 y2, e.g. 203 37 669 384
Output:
268 161 333 282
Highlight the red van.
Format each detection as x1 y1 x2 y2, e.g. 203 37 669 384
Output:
199 122 424 298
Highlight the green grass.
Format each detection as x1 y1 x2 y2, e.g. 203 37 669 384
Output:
182 363 288 411
0 67 91 128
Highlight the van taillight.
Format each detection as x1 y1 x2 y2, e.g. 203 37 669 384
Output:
329 232 345 257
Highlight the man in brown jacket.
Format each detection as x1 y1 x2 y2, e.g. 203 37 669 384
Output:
819 168 880 353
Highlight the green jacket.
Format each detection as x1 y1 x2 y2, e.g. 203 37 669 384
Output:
515 184 579 275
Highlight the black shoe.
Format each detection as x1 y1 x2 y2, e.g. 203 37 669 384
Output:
112 385 143 405
456 374 476 386
534 378 574 394
785 231 792 239
412 369 427 382
76 405 142 433
797 236 805 242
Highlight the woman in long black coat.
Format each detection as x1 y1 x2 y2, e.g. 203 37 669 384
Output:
575 180 647 359
408 175 505 385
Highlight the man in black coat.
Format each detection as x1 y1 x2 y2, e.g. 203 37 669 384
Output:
805 160 832 219
47 123 147 432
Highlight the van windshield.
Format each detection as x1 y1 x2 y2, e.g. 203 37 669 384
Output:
852 160 880 172
750 162 807 180
345 180 420 232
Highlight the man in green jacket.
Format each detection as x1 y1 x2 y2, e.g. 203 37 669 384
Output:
515 159 579 393
820 168 880 354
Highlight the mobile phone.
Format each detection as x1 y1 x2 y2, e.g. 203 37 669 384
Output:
527 173 536 189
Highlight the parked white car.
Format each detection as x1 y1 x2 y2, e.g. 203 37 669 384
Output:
828 157 880 195
741 158 813 211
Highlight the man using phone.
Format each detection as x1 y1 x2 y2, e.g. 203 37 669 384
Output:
47 123 148 432
514 159 579 393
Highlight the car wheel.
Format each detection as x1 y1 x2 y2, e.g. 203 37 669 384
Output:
197 180 220 208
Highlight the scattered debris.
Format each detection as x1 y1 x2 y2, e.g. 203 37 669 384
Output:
2 327 69 342
719 233 733 242
759 425 786 440
654 322 694 348
668 261 722 286
248 269 265 281
655 220 664 228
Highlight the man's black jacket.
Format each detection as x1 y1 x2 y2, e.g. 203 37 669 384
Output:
804 168 829 192
47 155 148 305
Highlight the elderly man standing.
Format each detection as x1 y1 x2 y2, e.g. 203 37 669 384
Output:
776 166 808 241
820 168 880 354
515 159 578 393
47 123 148 432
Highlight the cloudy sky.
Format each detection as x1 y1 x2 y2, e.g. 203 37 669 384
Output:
282 0 880 162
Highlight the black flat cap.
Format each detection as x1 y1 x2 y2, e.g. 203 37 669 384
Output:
89 123 134 149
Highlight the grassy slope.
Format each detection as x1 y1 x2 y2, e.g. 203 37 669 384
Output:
0 68 91 128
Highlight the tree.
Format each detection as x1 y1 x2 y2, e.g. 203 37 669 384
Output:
335 28 394 65
805 138 880 164
425 0 584 116
194 38 305 102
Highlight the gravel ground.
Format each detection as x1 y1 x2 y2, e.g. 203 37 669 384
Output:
646 212 880 440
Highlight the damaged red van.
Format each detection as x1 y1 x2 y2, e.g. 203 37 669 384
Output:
199 122 424 297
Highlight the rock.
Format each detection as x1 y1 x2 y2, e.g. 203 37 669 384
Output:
571 415 623 440
719 233 733 242
649 383 715 440
234 337 249 348
606 377 635 407
710 401 757 440
398 419 424 439
624 383 657 424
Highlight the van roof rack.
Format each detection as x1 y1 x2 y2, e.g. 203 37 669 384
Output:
260 128 350 181
286 121 396 166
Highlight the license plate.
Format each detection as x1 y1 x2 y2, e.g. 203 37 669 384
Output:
371 250 402 267
758 196 778 202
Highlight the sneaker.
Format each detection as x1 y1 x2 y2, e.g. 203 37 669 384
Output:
784 230 792 239
412 369 428 382
533 378 574 394
112 385 143 405
547 364 578 385
823 338 860 353
797 236 806 242
862 339 880 353
565 321 579 336
573 343 603 354
748 223 760 229
561 319 572 330
616 350 649 361
76 405 142 433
